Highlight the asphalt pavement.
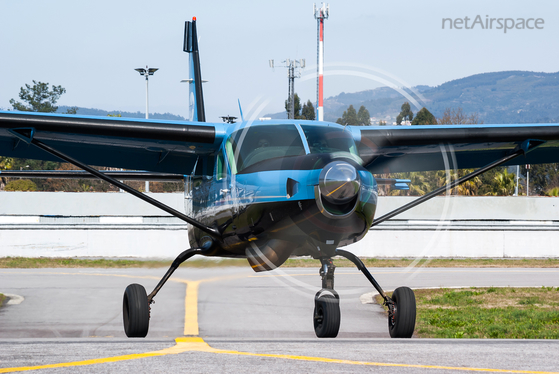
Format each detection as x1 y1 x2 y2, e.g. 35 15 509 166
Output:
1 266 558 373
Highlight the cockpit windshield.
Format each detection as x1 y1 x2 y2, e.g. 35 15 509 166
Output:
227 124 305 173
300 125 359 156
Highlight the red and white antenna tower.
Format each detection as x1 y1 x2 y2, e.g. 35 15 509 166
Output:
314 3 329 121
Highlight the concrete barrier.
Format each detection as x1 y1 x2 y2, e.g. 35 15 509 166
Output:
0 192 558 259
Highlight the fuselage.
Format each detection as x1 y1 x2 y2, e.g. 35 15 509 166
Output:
186 120 378 271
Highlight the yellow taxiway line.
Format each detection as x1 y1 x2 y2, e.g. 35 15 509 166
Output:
1 270 558 373
2 337 558 374
182 280 200 336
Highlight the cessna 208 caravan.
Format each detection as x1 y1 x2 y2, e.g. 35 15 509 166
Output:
1 18 559 339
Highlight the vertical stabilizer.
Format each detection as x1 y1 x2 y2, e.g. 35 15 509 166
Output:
184 18 206 122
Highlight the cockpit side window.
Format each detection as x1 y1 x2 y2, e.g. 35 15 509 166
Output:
227 125 305 172
300 125 359 156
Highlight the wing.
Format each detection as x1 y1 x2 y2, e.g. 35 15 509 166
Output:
353 123 559 173
0 111 226 175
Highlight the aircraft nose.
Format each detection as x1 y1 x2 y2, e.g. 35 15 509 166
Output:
318 161 361 216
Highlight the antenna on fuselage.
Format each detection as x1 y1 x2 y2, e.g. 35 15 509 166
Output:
238 99 244 122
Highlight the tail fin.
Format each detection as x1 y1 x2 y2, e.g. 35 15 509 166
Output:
184 18 206 122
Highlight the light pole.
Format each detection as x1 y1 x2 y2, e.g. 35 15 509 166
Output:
134 66 158 193
134 66 159 119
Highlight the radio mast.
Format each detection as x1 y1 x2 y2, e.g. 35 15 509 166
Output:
314 3 329 121
269 59 305 119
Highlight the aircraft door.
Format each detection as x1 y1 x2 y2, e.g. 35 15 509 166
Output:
215 151 231 204
211 149 236 231
225 138 240 216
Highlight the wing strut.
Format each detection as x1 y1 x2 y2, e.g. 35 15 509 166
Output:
371 140 544 227
0 170 185 181
13 131 221 241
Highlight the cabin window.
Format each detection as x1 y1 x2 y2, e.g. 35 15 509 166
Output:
225 138 237 175
300 125 359 156
216 151 226 180
227 125 305 172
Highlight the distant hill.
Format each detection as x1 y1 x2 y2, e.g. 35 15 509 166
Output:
269 71 559 124
427 71 559 123
56 106 186 121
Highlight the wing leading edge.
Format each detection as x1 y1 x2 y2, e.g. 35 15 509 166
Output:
354 123 559 173
0 111 226 175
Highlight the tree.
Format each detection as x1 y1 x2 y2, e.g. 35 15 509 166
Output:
546 187 559 197
378 120 387 126
10 81 65 112
336 105 358 126
396 102 413 125
4 179 37 192
437 107 483 125
0 157 14 190
481 168 517 196
529 163 559 196
301 100 316 120
357 105 371 126
411 107 436 125
66 106 78 114
285 93 302 119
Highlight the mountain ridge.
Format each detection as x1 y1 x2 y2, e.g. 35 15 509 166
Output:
51 70 559 124
268 70 559 124
56 106 186 121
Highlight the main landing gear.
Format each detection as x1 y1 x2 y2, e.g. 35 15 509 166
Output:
122 247 415 339
313 250 416 339
122 247 209 338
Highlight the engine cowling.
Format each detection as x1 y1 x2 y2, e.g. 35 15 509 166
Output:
316 161 361 218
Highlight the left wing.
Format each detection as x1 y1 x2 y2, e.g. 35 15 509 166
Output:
0 111 226 175
352 123 559 173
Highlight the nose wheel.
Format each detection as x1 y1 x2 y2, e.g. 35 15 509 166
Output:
313 258 340 338
314 250 416 339
313 291 340 338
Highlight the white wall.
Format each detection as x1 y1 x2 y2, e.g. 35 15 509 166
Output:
0 192 558 259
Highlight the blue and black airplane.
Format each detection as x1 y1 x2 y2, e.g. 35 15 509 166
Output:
1 18 559 339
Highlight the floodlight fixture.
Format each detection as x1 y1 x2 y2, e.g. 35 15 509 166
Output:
134 65 159 119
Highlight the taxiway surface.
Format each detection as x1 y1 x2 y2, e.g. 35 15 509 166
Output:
0 266 558 373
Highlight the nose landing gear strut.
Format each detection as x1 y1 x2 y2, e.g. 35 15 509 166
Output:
313 250 416 339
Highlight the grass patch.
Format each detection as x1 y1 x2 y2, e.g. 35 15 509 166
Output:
0 256 246 269
285 258 559 268
376 287 559 339
0 293 5 308
1 257 558 269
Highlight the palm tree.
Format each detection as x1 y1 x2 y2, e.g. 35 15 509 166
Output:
546 187 559 197
483 168 516 196
0 157 14 190
389 172 433 196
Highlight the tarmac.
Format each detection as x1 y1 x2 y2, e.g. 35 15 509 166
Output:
0 266 558 373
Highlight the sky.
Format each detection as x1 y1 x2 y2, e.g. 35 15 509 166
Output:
1 0 558 121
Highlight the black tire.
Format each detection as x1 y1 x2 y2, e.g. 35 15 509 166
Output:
123 283 150 338
388 286 416 338
313 294 341 338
